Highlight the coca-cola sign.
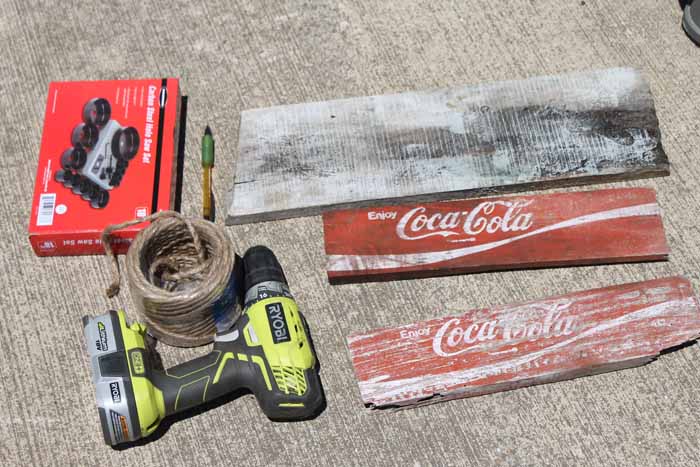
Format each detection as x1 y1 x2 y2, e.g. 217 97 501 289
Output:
432 300 577 357
347 277 700 409
396 200 534 242
323 188 668 283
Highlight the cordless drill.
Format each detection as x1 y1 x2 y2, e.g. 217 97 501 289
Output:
82 246 324 446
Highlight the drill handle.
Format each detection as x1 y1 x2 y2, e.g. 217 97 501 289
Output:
151 345 323 420
150 337 324 420
151 348 246 416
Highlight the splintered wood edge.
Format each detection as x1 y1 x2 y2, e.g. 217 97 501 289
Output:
373 355 657 411
225 167 671 225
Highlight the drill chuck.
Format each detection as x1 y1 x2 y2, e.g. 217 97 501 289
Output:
243 245 288 290
242 246 294 308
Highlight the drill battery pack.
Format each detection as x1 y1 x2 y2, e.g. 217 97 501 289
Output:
29 78 186 256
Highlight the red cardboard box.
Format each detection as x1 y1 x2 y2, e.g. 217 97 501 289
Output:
29 79 185 256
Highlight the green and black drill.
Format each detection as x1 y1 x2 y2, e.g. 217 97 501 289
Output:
82 246 324 446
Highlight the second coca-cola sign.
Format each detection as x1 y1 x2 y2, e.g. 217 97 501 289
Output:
432 300 577 357
323 188 668 284
347 277 700 409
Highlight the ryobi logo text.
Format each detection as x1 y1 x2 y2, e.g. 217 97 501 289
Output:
109 382 121 403
265 303 291 344
96 322 109 351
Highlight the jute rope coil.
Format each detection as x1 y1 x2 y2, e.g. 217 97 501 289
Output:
102 211 237 347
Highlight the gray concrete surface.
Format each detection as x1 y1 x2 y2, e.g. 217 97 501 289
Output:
2 1 700 465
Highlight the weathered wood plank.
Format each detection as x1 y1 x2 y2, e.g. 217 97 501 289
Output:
347 277 699 409
324 188 669 284
228 68 668 225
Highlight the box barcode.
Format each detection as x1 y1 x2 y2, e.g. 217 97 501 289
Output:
37 193 56 226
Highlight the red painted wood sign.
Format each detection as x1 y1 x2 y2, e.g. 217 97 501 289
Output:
347 277 700 409
323 188 668 284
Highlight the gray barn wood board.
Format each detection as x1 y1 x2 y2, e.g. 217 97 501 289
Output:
227 68 668 225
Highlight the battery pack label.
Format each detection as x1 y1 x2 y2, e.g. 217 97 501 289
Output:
109 410 129 443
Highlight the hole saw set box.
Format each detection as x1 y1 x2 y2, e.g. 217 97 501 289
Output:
29 78 186 256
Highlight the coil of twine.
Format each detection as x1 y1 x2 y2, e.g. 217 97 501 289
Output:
102 211 238 347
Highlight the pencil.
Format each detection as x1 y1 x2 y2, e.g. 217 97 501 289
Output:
201 126 214 220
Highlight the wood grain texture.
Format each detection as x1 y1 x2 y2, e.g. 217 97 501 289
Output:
324 188 669 283
228 67 668 224
348 277 700 409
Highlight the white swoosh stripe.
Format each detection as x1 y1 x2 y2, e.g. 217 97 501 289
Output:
328 203 660 271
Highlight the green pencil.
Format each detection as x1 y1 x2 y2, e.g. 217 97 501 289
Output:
201 126 214 220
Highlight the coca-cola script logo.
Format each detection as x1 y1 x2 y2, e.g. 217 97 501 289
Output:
396 200 534 242
432 301 578 357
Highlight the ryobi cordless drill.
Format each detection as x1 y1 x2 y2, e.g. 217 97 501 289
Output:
82 246 324 446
